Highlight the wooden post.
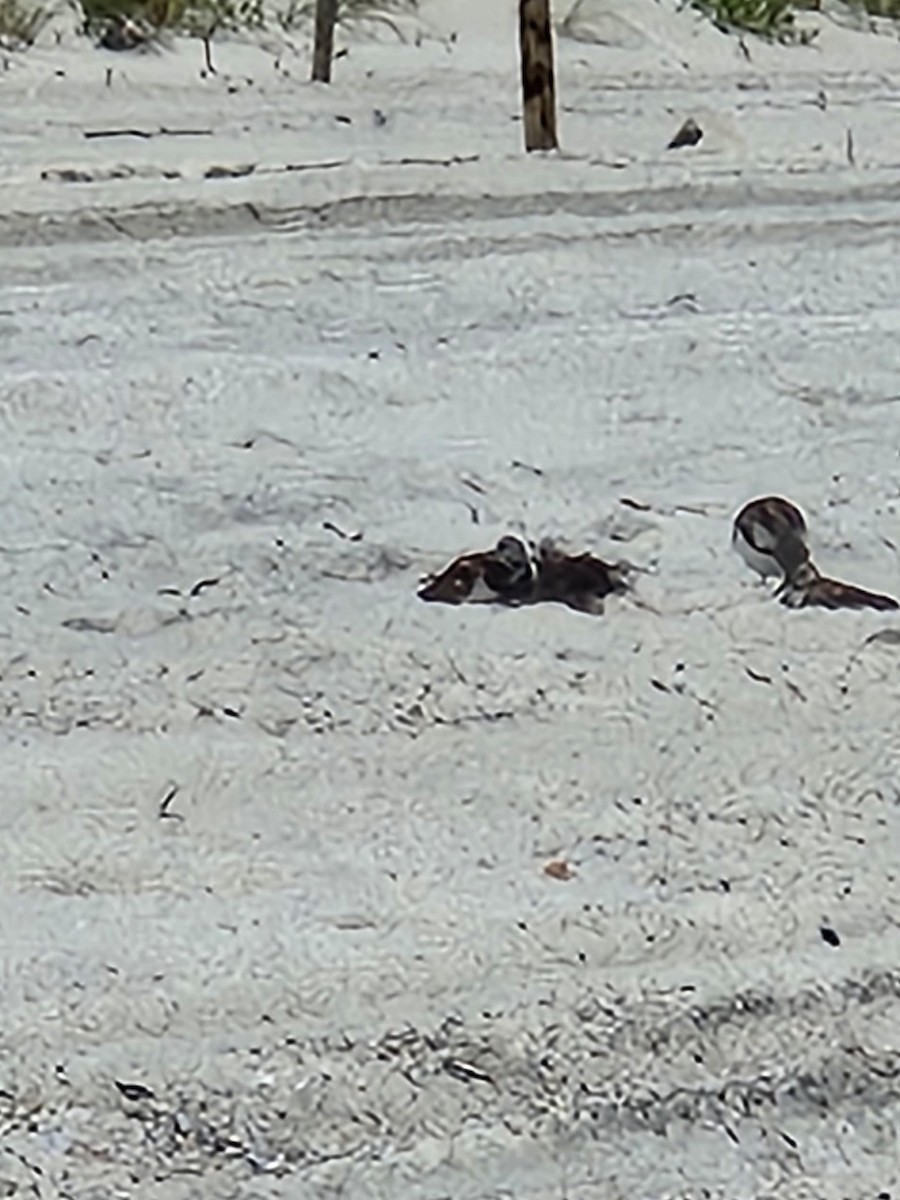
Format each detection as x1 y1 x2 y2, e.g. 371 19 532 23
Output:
519 0 558 152
311 0 339 83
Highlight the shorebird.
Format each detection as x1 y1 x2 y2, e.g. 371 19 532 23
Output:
417 535 538 607
417 535 629 615
732 495 810 582
733 494 898 611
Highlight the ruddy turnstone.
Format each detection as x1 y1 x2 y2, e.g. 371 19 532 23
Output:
417 534 628 615
732 495 810 582
417 535 537 607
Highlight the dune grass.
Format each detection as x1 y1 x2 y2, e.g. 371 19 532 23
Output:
848 0 900 14
690 0 802 41
74 0 417 38
283 0 416 20
0 0 54 46
690 0 900 40
273 0 416 34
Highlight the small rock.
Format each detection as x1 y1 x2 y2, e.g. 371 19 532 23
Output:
544 859 576 881
668 117 703 150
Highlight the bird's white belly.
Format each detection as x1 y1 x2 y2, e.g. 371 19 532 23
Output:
733 531 780 579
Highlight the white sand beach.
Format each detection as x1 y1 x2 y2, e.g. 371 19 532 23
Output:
4 0 900 1194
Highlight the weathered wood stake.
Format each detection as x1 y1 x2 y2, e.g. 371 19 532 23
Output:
519 0 558 152
311 0 339 83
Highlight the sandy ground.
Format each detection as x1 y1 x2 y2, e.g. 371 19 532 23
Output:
4 1 900 1195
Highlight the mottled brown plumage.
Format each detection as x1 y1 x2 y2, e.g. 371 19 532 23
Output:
777 560 899 612
532 539 629 614
418 535 628 615
417 535 537 607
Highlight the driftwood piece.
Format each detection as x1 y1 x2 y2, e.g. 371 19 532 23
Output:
519 0 558 152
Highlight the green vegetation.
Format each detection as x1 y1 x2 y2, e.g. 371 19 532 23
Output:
689 0 805 41
78 0 262 37
7 0 900 55
844 0 900 13
73 0 418 40
689 0 900 41
281 0 417 32
0 0 54 46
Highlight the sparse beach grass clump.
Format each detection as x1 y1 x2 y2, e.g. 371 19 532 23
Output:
75 0 417 37
0 0 417 47
0 0 54 46
845 0 900 12
690 0 900 41
690 0 804 41
277 0 417 33
5 0 900 54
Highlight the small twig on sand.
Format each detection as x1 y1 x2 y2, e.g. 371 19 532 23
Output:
204 163 256 179
256 159 349 174
158 783 182 820
383 154 481 167
202 32 216 75
84 127 213 140
511 458 543 476
323 520 363 542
